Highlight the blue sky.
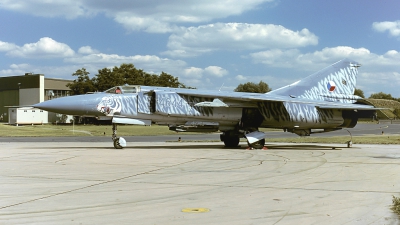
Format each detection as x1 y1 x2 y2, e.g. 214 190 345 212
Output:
1 0 400 97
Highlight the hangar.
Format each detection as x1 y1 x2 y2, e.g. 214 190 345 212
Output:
0 73 72 124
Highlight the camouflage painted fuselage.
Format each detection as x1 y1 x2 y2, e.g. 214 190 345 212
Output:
34 58 377 137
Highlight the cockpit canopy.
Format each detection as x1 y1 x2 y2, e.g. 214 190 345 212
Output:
104 85 140 94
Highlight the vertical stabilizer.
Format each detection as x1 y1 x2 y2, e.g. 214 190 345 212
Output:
269 59 360 102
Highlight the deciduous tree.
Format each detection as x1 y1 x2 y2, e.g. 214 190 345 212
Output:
354 88 365 98
66 68 95 95
234 81 271 93
67 64 187 94
369 92 394 100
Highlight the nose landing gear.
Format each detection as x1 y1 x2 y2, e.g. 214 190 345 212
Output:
112 123 126 149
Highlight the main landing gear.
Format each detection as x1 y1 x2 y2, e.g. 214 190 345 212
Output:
112 123 126 149
221 134 240 148
248 139 265 149
220 130 266 149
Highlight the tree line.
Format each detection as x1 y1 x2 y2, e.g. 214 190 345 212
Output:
235 82 398 101
67 63 187 95
353 89 400 101
67 63 396 101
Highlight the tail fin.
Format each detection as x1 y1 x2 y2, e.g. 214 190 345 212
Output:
269 58 360 101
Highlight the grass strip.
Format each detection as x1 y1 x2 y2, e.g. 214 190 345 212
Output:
1 124 400 144
392 196 400 216
0 124 199 137
266 135 400 145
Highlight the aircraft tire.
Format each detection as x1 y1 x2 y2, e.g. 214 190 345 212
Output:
223 136 240 147
113 138 123 149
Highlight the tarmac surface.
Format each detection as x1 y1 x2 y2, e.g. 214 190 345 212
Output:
1 141 400 224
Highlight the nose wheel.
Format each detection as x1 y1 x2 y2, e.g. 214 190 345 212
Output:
113 137 126 149
112 123 126 149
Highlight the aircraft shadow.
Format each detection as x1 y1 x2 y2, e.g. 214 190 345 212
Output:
32 143 348 150
264 144 344 150
126 143 346 150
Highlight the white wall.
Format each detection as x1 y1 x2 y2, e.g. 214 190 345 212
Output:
9 107 48 125
39 75 44 102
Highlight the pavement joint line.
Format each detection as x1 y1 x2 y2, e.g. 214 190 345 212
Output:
117 181 399 194
54 156 78 163
0 158 200 210
1 175 106 182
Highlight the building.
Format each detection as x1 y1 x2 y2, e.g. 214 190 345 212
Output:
8 107 48 125
0 73 73 124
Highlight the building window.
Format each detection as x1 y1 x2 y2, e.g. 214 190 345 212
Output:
45 89 71 99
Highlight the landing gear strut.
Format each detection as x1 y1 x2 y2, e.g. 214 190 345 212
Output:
112 123 126 149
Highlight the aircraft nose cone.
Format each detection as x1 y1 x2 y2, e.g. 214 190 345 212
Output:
33 94 102 116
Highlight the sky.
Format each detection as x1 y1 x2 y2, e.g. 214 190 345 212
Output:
0 0 400 97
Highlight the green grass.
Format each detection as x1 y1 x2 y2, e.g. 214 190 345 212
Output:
392 196 400 216
1 123 400 144
368 99 400 119
0 123 199 137
266 135 400 145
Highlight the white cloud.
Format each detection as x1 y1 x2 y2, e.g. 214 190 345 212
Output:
67 53 183 65
183 67 203 79
0 63 80 79
358 71 400 97
250 49 301 67
235 75 247 81
249 46 400 97
88 0 276 33
249 46 388 70
180 66 229 87
0 0 276 33
204 66 228 77
0 0 91 19
372 20 400 37
114 15 178 33
0 41 18 52
0 63 31 76
65 53 188 78
78 46 99 55
6 37 75 58
0 37 194 83
163 23 318 57
182 65 228 79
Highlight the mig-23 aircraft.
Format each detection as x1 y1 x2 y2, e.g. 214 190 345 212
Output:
34 58 378 149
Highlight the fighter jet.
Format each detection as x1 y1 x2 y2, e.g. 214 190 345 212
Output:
34 59 378 149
